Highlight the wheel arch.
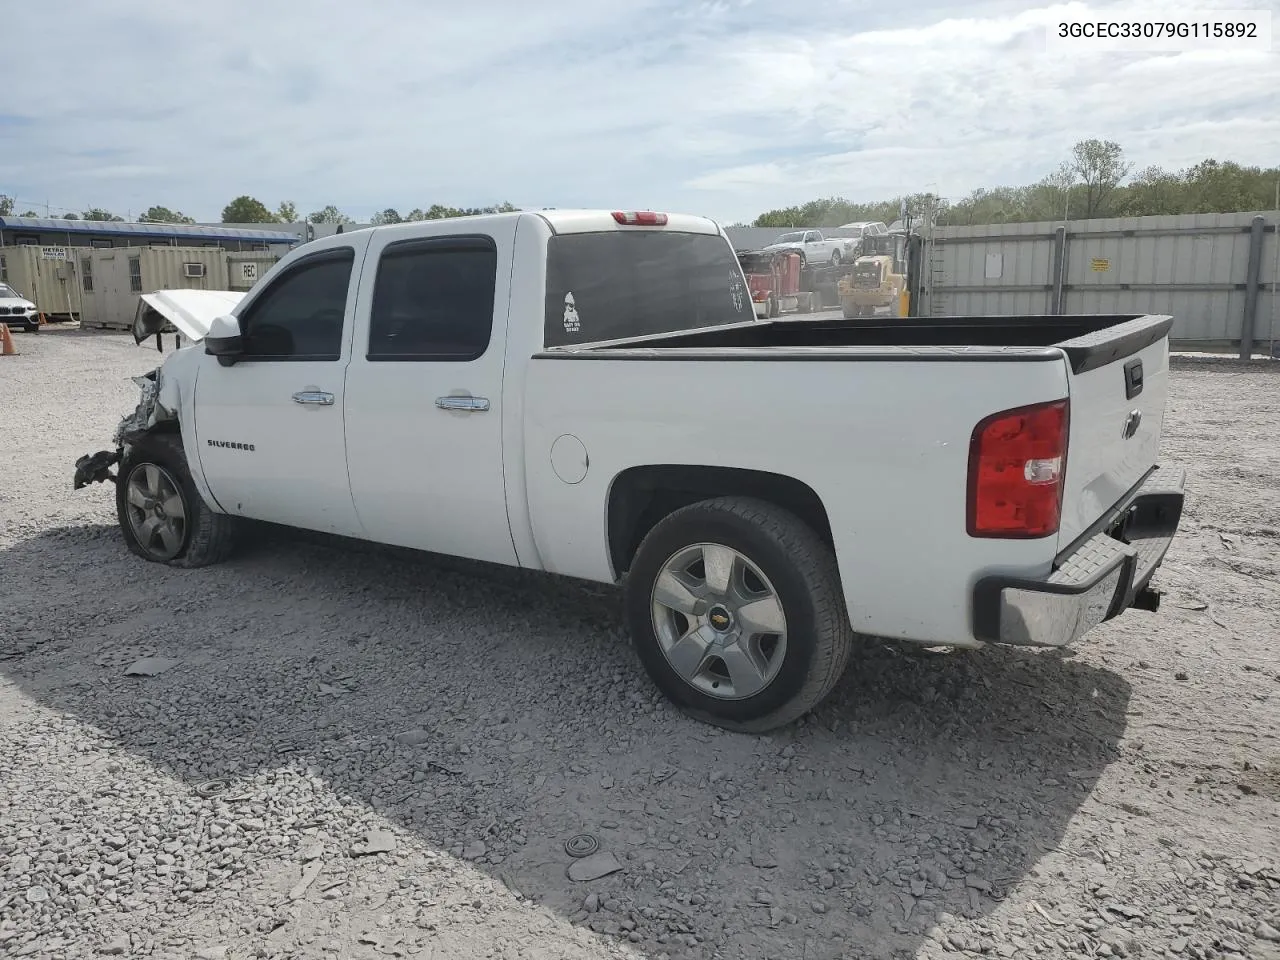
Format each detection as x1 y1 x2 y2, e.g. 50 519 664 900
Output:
606 464 835 579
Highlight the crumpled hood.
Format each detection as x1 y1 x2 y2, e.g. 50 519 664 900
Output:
135 289 245 343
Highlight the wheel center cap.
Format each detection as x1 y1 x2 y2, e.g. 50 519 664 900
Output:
708 605 734 633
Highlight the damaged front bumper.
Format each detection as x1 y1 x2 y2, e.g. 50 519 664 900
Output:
72 369 166 490
73 449 122 489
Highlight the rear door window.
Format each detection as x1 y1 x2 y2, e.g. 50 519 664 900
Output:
367 236 497 361
544 231 753 347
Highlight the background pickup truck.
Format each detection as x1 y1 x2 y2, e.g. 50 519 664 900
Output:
74 209 1185 732
761 229 857 266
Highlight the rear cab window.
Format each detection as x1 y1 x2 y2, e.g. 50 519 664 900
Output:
544 231 754 347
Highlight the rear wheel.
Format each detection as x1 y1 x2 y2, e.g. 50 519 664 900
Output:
116 433 237 567
625 496 854 732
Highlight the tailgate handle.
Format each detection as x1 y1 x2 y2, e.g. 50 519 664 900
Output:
1123 358 1144 399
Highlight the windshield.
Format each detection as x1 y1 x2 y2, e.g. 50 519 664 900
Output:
771 232 805 244
0 284 19 298
544 230 754 347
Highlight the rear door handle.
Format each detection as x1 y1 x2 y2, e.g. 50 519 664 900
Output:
292 390 334 405
435 396 490 412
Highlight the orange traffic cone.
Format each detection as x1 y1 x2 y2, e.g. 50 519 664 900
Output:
38 312 48 325
1 323 17 356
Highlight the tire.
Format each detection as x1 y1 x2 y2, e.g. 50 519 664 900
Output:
624 496 854 732
830 251 841 266
116 432 237 568
25 321 40 333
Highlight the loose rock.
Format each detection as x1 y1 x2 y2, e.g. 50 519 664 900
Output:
567 852 624 882
351 829 397 857
99 935 129 955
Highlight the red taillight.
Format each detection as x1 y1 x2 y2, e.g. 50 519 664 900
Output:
967 399 1069 538
612 211 668 226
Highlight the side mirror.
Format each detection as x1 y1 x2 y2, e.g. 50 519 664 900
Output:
204 314 244 366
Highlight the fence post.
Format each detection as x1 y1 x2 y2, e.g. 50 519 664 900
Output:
1240 215 1265 360
1051 225 1067 315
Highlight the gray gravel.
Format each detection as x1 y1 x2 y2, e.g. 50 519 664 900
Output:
2 327 1279 960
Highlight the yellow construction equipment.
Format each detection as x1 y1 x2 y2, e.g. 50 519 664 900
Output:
838 232 911 319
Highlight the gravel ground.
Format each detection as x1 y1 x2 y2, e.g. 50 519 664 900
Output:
1 327 1278 960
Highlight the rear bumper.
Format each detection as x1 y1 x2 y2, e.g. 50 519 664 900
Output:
972 464 1186 647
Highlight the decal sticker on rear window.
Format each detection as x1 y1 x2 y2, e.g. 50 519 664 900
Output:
563 292 580 334
729 269 746 313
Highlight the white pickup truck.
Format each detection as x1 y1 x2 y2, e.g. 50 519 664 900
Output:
762 229 858 266
74 209 1185 732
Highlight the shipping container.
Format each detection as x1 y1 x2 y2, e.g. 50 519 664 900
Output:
226 250 282 292
0 244 88 319
79 246 230 330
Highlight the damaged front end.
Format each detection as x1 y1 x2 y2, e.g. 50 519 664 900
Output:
73 368 175 490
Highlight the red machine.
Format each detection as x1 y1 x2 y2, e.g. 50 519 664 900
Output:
736 250 813 318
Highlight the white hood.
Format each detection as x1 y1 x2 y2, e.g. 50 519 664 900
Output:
135 289 245 342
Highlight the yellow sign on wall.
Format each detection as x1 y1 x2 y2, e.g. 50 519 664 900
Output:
1090 258 1111 272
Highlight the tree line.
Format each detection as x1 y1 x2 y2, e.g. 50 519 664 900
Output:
0 193 519 226
0 195 147 222
217 197 520 226
9 139 1276 231
751 140 1280 228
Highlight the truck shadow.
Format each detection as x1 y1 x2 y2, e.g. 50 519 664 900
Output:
0 523 1131 959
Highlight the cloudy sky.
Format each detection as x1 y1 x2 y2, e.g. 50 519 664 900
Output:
1 0 1276 224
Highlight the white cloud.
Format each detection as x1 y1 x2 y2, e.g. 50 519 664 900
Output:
0 0 1275 223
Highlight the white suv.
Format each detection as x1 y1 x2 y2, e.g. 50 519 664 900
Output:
0 283 39 332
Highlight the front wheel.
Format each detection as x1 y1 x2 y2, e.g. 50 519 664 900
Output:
116 433 237 567
624 497 854 732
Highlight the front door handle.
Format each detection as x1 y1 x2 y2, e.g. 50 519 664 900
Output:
435 395 490 412
292 390 335 406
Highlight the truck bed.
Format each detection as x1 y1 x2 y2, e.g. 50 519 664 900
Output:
572 313 1173 375
534 309 1174 558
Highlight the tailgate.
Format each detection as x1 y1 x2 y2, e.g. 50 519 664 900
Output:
1057 315 1172 545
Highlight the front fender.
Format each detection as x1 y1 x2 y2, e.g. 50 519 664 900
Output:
154 345 224 513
